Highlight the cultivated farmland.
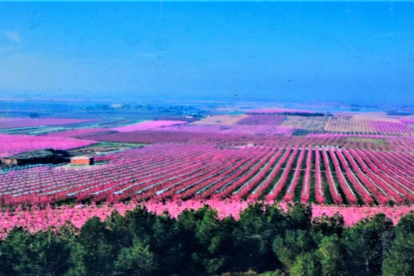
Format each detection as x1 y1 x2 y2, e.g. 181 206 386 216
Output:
1 137 414 205
1 112 414 208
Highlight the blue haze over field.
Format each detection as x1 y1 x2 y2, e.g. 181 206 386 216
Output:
0 1 413 105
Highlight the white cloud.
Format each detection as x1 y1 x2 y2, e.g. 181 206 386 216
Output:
4 31 21 44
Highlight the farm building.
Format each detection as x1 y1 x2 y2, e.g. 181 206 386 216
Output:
246 141 256 148
70 156 94 165
234 141 256 149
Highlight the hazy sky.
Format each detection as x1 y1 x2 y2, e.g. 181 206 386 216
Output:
0 1 413 105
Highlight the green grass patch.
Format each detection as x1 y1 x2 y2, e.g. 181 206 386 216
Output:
320 171 333 205
276 150 300 202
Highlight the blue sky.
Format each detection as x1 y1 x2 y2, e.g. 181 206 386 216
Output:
0 1 413 105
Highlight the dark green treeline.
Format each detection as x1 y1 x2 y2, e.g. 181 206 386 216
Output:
0 204 413 276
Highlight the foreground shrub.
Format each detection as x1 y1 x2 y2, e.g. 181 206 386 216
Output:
0 204 413 276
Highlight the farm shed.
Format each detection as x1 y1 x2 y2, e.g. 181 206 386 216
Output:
246 142 256 148
71 156 94 165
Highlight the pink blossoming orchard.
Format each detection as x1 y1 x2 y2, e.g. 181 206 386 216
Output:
2 113 414 236
0 134 96 158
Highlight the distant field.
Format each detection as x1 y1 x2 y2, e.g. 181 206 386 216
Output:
191 114 247 125
112 120 187 132
0 118 92 129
